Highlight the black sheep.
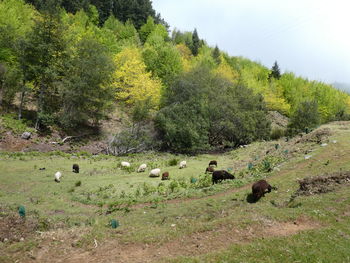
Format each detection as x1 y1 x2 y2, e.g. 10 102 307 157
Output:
212 170 235 184
209 160 218 167
72 164 79 173
252 180 272 201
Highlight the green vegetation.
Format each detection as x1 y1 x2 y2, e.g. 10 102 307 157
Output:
1 0 349 153
1 122 350 262
156 66 270 152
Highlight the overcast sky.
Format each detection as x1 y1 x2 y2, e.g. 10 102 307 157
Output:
152 0 350 85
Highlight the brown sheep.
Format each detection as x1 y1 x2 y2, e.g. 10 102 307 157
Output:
161 172 169 180
205 166 215 174
252 180 273 201
209 160 217 167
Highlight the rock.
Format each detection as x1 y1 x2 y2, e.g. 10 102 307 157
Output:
321 143 328 147
21 132 31 140
304 155 312 160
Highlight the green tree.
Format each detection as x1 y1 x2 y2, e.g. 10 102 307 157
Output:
287 100 320 135
142 26 183 86
269 61 281 80
191 28 200 56
156 66 270 152
60 37 115 128
139 16 156 43
211 45 221 64
20 8 67 129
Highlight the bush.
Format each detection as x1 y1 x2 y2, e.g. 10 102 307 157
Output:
168 158 179 166
155 66 271 153
270 127 285 140
287 101 320 136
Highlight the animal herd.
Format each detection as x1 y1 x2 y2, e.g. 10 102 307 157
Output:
51 159 275 202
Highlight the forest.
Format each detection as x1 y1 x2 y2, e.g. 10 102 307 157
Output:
1 0 350 153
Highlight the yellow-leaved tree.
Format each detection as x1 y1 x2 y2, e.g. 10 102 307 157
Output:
113 47 162 110
214 57 239 84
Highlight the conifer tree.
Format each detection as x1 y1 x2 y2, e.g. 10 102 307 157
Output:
269 61 281 80
212 45 221 64
191 28 200 56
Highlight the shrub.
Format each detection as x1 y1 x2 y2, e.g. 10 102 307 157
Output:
155 66 271 153
287 100 320 136
168 158 179 166
270 127 285 140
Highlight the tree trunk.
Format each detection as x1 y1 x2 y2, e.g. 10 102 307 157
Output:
35 84 44 130
18 81 26 120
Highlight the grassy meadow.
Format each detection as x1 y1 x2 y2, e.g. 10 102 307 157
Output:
1 122 350 262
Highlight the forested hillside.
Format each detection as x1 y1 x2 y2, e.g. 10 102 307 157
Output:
1 0 349 153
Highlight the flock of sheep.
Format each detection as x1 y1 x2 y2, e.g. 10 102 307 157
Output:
53 159 274 202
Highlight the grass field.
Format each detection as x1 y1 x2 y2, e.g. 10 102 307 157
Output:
1 122 350 262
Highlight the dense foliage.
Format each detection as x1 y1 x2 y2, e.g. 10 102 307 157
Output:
1 0 350 152
155 66 271 152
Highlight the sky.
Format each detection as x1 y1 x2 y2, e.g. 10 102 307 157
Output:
152 0 350 85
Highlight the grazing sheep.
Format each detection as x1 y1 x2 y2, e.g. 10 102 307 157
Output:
121 161 131 168
209 160 217 167
252 180 272 201
54 171 62 183
149 168 161 177
72 164 79 173
179 160 187 169
212 170 235 184
205 166 215 174
161 172 170 180
137 163 147 173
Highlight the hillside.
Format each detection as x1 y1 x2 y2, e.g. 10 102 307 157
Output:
1 121 350 262
1 0 350 155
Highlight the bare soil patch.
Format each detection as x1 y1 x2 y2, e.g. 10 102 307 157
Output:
295 171 350 196
0 212 39 243
31 216 320 263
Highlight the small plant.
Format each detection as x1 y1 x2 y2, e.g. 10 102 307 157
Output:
75 180 82 187
120 190 126 198
169 180 179 193
168 158 179 166
135 186 142 197
195 174 212 188
142 182 156 196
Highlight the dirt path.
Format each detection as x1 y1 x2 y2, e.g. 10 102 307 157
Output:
33 216 320 263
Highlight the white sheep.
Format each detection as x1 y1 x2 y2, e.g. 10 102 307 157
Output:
121 161 131 168
149 168 161 177
137 163 147 173
179 160 187 169
54 171 62 183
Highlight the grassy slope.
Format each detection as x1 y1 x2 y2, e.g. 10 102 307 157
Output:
0 122 350 262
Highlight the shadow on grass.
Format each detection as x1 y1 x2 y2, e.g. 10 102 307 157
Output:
246 193 259 203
